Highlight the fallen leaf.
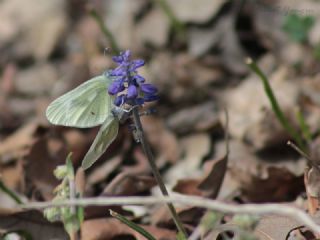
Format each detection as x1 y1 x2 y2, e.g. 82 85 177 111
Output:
104 0 147 52
224 62 300 150
255 215 301 240
198 154 228 199
173 179 202 196
136 7 170 47
14 63 58 96
166 133 211 185
0 121 44 164
167 101 220 135
166 0 226 23
0 210 68 240
0 0 67 60
25 136 68 200
102 174 156 196
141 116 181 164
87 156 122 185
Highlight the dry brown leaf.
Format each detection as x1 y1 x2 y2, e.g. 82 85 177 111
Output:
214 139 305 202
136 7 170 47
255 215 301 240
166 133 211 185
166 0 226 23
104 0 147 52
167 101 220 135
198 155 228 199
1 159 24 191
103 174 156 196
141 116 180 164
0 210 68 240
25 136 68 200
87 156 122 185
173 179 202 196
0 0 67 60
0 121 43 164
14 63 58 96
224 63 300 150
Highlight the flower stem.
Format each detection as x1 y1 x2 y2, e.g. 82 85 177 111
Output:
88 7 120 55
131 108 188 237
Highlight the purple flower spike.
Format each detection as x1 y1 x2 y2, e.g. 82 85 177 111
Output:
108 81 124 95
127 85 138 99
130 59 145 71
141 84 158 94
133 75 145 84
107 50 158 106
114 94 126 106
143 94 159 102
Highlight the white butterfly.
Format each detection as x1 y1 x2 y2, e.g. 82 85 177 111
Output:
46 74 119 170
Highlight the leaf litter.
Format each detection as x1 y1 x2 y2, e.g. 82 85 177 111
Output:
1 0 320 239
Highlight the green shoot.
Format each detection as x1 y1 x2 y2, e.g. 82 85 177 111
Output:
296 108 312 142
109 210 156 240
44 153 83 239
246 58 306 151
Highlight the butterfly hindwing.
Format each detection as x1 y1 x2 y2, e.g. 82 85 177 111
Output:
81 115 119 170
46 75 113 128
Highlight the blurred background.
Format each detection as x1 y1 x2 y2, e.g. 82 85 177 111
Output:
1 0 320 239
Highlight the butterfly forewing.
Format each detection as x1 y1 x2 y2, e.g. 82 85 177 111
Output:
46 75 113 128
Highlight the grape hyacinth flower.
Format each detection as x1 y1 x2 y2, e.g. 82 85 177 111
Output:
107 50 158 106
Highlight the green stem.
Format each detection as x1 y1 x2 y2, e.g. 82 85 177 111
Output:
89 7 120 55
0 179 23 204
246 58 305 151
132 108 188 238
154 0 185 38
296 108 312 142
110 210 156 240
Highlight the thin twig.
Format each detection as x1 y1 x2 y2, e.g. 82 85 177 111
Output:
131 108 188 237
23 195 320 234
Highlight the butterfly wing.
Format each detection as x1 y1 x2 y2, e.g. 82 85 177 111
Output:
46 75 113 128
81 115 119 170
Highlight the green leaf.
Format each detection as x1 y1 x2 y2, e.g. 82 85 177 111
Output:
282 13 315 43
176 231 188 240
246 58 306 151
81 116 119 170
66 153 75 180
110 210 156 240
